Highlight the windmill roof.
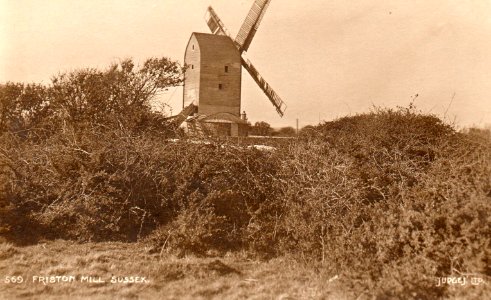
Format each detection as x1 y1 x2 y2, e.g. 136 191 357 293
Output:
191 32 238 53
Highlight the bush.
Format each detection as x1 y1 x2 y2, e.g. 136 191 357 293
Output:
146 141 282 255
255 107 491 298
2 89 489 298
0 57 184 240
1 128 281 245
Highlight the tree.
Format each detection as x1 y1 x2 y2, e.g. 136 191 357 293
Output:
0 83 49 134
277 126 296 137
1 57 184 136
251 121 272 136
49 57 184 131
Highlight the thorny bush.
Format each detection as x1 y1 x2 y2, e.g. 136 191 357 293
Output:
1 62 489 300
1 130 280 245
256 107 490 299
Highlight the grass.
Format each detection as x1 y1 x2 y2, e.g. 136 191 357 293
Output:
0 241 352 299
2 241 488 299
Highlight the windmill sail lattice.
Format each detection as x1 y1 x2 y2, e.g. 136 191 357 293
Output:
203 0 286 117
204 6 230 36
241 57 286 117
235 0 271 52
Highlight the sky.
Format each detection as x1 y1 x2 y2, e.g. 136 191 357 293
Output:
1 0 491 128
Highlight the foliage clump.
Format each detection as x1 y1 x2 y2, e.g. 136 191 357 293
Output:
0 57 184 240
260 107 490 298
1 58 489 298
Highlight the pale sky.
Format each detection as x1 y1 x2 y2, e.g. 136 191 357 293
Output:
1 0 491 128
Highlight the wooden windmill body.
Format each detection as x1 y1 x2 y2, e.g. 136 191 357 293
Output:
180 0 287 137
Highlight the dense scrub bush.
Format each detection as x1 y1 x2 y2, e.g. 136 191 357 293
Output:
147 140 281 254
254 108 491 298
0 57 184 241
1 63 489 300
1 128 280 246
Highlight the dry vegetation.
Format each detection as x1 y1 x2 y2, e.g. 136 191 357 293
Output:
1 59 490 299
0 240 353 299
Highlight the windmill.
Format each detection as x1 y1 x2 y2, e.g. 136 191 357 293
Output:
177 0 286 137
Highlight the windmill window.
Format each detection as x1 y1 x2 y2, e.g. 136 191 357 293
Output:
224 66 229 73
191 65 194 69
218 83 223 90
192 45 195 50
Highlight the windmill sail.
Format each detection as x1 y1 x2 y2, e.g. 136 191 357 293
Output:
203 2 286 118
168 103 197 129
235 0 271 52
241 57 286 117
204 6 231 37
